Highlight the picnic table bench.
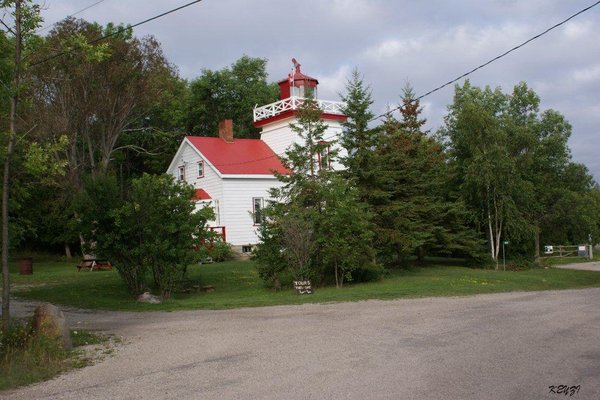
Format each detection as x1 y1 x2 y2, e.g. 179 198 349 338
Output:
76 258 113 272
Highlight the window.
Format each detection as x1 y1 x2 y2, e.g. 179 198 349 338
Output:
317 141 330 171
197 160 204 178
178 165 185 181
291 85 315 98
253 197 264 225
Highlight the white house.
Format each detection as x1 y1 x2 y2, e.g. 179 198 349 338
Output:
167 61 346 251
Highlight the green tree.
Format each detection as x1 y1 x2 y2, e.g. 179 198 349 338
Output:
186 55 278 139
369 86 484 266
339 69 378 202
439 81 525 264
29 18 180 182
319 176 375 287
75 174 213 297
22 18 182 257
1 0 42 329
255 97 377 286
439 81 597 262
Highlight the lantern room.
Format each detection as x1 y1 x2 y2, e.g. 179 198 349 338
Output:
252 58 346 128
278 58 319 99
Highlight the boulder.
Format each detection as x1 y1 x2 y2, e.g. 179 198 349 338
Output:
32 303 72 350
137 292 162 304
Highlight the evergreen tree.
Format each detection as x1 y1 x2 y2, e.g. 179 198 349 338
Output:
371 86 482 265
255 97 378 286
339 69 378 202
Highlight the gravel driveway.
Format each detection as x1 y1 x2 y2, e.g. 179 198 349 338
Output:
3 286 600 400
552 261 600 272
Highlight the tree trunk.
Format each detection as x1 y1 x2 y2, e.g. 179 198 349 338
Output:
417 247 425 264
2 0 21 330
487 212 496 263
534 225 541 263
64 242 72 259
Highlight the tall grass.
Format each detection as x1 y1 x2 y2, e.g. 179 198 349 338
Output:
0 320 69 391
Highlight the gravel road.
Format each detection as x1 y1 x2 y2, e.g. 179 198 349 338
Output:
3 286 600 400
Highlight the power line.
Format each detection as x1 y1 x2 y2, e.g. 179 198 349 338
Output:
369 0 600 122
30 0 204 67
215 2 600 168
36 0 107 33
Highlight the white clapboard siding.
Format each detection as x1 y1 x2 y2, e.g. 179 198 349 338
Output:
167 140 223 226
259 118 297 156
221 177 283 245
261 119 345 170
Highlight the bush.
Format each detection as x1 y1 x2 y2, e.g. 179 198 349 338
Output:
350 262 386 283
75 174 214 298
209 240 233 262
196 240 233 263
503 256 538 271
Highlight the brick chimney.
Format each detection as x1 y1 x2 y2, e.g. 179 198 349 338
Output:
218 119 234 143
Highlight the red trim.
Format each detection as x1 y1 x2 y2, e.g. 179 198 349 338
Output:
192 188 211 200
209 226 226 242
197 226 227 251
254 110 347 128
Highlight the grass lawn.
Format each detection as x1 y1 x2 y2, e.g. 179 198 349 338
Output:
8 257 600 311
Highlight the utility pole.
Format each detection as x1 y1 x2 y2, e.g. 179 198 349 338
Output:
2 0 22 330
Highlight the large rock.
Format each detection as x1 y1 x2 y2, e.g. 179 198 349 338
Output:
32 303 72 350
137 292 162 304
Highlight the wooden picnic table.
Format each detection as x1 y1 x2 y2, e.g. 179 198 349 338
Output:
76 258 113 272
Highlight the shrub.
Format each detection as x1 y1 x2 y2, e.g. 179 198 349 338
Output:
209 240 233 262
504 256 537 271
0 321 34 357
75 174 214 298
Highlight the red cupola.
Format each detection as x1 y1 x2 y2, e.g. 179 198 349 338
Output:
253 58 346 129
277 58 319 100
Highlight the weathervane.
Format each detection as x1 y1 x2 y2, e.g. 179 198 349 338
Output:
289 58 301 85
291 58 301 73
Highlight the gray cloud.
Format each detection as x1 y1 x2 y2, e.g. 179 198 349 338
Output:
38 0 600 180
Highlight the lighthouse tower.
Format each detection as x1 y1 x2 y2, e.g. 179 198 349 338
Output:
253 59 347 165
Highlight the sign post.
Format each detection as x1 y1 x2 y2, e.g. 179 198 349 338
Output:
502 241 509 271
293 280 312 294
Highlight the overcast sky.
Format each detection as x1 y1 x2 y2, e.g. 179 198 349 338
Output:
36 0 600 181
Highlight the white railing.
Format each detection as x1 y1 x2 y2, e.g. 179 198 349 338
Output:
253 96 346 122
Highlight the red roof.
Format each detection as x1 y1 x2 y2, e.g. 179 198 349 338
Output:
186 136 290 175
278 71 319 85
192 188 212 200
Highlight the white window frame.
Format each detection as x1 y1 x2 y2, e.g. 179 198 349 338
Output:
197 160 205 178
317 141 331 171
178 165 185 181
252 197 264 225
